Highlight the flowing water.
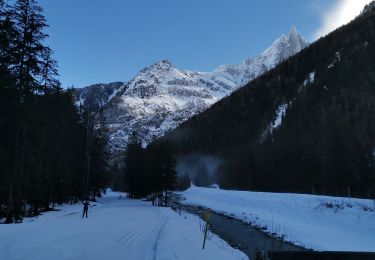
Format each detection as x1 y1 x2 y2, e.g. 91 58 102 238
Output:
171 202 305 259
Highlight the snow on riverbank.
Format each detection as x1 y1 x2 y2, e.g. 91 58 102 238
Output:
0 190 247 260
179 186 375 251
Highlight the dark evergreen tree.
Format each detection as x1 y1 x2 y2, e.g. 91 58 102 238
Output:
124 137 177 206
0 0 110 222
157 142 177 206
124 132 145 198
10 0 52 93
88 108 111 201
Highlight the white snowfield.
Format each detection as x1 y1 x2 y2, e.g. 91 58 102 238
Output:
0 190 247 260
180 186 375 252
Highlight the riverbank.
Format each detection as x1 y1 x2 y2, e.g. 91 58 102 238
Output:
177 186 375 251
172 201 305 259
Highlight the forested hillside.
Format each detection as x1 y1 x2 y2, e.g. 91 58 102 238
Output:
0 0 110 223
163 7 375 198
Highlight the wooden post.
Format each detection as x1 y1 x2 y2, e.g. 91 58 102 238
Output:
202 208 211 250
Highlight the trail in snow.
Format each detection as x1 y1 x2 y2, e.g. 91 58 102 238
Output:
0 190 247 260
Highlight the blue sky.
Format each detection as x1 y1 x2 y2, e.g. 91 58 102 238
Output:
38 0 371 88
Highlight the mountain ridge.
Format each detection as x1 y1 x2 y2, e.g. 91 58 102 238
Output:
75 26 308 153
161 8 375 197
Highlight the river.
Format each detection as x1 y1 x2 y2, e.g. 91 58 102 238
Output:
171 201 305 259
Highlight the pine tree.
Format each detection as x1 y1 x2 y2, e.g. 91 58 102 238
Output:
0 0 113 222
40 47 59 91
10 0 53 94
88 108 111 201
148 141 177 206
0 1 16 71
0 1 16 220
124 131 144 198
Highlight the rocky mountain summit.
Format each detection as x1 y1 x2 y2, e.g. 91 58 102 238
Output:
75 27 308 153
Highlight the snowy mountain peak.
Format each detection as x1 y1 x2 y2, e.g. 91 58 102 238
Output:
259 26 308 69
139 59 175 75
78 28 309 153
154 59 174 69
288 25 298 38
122 59 186 99
287 26 308 52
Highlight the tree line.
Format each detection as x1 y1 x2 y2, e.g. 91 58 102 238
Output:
124 132 177 206
0 0 110 223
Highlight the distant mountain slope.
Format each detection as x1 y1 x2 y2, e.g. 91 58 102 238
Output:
104 59 218 152
75 82 125 109
163 8 375 197
76 27 308 153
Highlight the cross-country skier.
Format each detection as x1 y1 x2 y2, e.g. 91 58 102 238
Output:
82 200 89 218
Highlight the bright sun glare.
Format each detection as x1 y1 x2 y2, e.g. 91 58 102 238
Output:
314 0 373 39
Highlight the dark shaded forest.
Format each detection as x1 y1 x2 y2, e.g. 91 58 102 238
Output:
163 8 375 198
124 132 177 206
0 0 110 223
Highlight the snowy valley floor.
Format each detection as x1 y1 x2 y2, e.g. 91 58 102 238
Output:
0 190 247 260
179 186 375 252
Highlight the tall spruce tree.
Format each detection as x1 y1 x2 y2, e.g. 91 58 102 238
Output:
88 108 111 201
10 0 53 94
124 132 145 198
0 0 111 223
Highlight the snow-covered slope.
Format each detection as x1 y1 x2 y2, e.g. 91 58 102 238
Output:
104 60 220 151
179 186 375 251
0 190 247 260
75 82 125 108
78 27 308 153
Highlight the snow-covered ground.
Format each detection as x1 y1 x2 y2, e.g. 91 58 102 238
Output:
0 190 247 260
179 186 375 252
